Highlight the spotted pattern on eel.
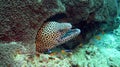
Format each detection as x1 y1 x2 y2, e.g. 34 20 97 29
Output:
35 21 81 53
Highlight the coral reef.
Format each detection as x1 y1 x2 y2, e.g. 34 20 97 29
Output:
0 25 120 67
113 24 120 51
0 0 120 67
0 42 27 67
19 54 71 67
70 32 120 67
0 0 119 45
62 0 118 22
70 45 109 67
0 0 65 44
0 42 71 67
113 23 120 36
61 0 119 48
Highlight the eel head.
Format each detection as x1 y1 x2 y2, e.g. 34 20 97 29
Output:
35 21 81 53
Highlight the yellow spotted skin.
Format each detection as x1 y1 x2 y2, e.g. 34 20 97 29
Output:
35 21 80 53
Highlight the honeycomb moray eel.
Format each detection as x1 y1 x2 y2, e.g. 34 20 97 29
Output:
35 21 81 53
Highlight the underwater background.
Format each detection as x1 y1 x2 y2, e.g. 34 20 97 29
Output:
0 0 120 67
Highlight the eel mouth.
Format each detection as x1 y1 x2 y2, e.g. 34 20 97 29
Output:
60 28 81 41
45 13 81 43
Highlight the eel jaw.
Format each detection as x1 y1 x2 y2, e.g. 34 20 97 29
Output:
57 28 81 45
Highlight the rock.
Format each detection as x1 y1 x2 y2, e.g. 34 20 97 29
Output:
0 0 119 47
0 0 65 44
61 0 119 49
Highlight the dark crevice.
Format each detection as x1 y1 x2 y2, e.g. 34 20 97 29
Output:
62 20 106 50
44 13 67 22
43 12 108 50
